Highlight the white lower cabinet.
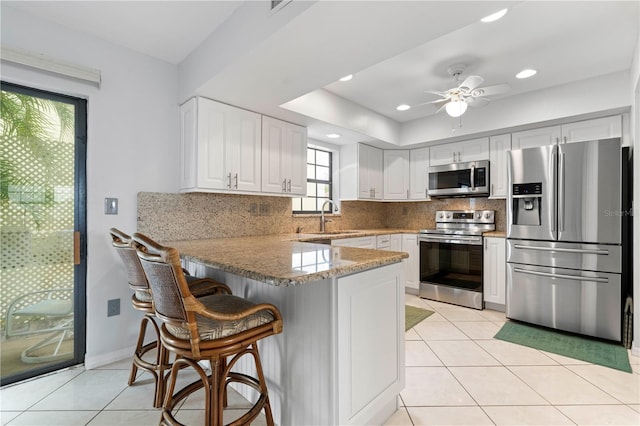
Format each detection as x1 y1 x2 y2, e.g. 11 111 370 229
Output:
483 236 506 309
402 233 419 292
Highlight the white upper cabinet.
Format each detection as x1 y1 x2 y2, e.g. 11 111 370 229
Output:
180 97 261 193
429 137 489 166
383 150 410 200
488 133 511 199
261 116 307 196
511 125 561 150
560 115 621 144
338 143 382 200
409 147 430 200
359 144 383 200
511 116 621 150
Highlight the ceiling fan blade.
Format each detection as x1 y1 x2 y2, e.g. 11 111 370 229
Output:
411 98 449 108
471 83 510 97
458 75 484 91
467 97 490 108
424 89 449 97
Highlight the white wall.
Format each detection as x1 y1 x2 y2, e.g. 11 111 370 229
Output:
1 6 179 367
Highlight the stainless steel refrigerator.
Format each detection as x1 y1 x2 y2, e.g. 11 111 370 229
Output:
506 137 623 341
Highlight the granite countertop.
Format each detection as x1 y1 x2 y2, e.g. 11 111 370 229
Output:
166 233 409 287
483 231 506 237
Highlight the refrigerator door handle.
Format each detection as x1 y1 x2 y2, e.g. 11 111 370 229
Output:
549 146 557 237
513 267 609 283
512 244 610 256
558 152 565 232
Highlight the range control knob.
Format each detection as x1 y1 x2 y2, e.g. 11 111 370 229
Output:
446 213 452 219
484 212 491 219
439 212 444 219
475 212 481 219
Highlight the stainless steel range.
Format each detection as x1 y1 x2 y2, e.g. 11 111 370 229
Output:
419 210 495 310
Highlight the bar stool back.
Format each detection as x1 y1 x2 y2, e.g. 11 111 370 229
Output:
132 232 283 426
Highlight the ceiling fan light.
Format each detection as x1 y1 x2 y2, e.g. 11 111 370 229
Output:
516 69 537 79
445 100 468 117
396 104 411 111
481 8 508 23
339 74 353 82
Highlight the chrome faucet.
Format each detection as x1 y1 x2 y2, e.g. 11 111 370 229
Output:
320 199 337 233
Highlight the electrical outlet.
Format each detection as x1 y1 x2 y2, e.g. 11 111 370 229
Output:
249 203 258 216
259 203 270 216
107 298 120 317
105 197 118 215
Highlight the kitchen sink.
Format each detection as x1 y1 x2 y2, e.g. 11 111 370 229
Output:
308 230 363 236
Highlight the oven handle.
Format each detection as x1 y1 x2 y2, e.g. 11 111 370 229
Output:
513 267 609 283
420 235 482 245
512 244 609 256
470 164 475 189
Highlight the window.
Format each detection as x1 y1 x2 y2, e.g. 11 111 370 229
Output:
292 147 333 213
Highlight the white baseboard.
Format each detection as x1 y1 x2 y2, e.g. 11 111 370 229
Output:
84 346 134 370
632 341 639 357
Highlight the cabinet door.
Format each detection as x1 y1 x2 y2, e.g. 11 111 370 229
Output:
262 116 287 193
409 147 429 200
459 137 489 162
389 234 402 252
383 150 410 200
560 115 622 144
511 126 561 150
284 123 308 195
195 98 229 190
489 134 511 199
402 234 419 291
226 107 262 192
429 143 457 166
180 98 198 190
483 237 506 306
358 144 383 199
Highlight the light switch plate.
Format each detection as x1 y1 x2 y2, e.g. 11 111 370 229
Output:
105 197 118 215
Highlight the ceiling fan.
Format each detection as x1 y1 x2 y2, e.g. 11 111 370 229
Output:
416 63 510 117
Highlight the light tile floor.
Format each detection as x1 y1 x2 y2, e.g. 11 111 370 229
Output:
1 294 639 425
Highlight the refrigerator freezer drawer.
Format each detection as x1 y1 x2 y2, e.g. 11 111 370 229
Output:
507 263 621 341
507 239 621 274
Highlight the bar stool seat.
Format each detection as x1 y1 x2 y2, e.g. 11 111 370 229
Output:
133 232 283 426
110 228 231 408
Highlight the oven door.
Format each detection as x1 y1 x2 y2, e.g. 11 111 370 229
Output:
419 236 483 292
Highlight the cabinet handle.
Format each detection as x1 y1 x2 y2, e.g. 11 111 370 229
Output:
484 239 487 251
453 152 456 163
555 137 560 144
282 179 287 192
407 189 409 199
227 173 232 189
491 183 494 195
234 173 238 189
563 136 567 144
287 179 291 192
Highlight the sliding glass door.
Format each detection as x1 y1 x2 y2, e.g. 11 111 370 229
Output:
1 82 86 385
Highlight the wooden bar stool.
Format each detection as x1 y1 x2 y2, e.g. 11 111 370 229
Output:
110 228 231 408
132 232 283 426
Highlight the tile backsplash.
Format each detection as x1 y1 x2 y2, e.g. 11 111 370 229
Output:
137 192 505 242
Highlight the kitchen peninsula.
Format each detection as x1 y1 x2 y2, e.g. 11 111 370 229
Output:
166 235 408 425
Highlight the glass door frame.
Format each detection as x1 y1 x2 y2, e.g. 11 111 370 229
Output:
1 81 87 386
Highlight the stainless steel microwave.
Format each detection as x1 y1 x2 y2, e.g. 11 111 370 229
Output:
428 160 490 197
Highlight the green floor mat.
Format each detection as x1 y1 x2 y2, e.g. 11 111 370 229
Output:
495 321 632 373
405 305 435 331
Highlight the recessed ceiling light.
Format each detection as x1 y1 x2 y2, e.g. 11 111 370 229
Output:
339 74 353 82
516 69 537 79
481 8 508 23
326 133 341 139
396 104 411 111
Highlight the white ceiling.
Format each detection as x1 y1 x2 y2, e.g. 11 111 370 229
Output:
4 1 639 146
